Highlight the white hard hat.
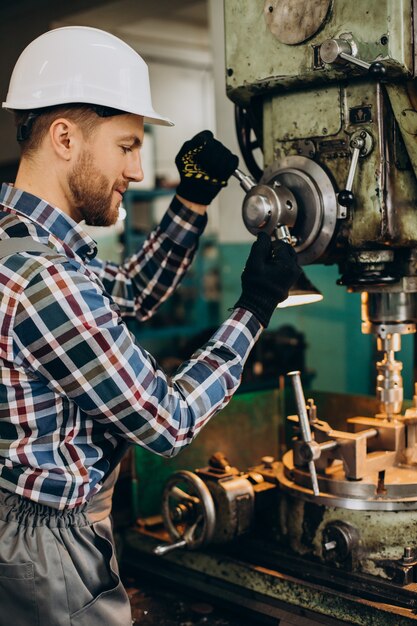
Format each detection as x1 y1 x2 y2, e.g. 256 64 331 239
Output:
2 26 174 127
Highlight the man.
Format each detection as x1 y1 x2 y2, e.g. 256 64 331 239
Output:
0 26 300 626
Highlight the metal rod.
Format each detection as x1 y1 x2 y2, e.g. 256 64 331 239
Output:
288 371 320 496
346 147 360 191
154 539 187 556
233 168 256 192
339 51 371 70
288 371 313 442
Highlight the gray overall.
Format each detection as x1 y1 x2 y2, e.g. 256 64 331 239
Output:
0 239 132 625
0 489 132 626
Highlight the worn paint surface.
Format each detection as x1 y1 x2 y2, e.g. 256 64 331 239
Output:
225 0 417 260
126 388 417 623
278 493 417 578
263 78 417 249
125 529 417 625
225 0 412 100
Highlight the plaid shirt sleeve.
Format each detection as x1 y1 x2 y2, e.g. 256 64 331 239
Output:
89 197 208 320
12 259 262 459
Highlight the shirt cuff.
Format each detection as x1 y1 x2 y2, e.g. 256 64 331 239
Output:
210 307 263 358
159 196 208 247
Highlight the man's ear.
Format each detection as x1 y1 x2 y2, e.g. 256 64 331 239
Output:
49 118 80 161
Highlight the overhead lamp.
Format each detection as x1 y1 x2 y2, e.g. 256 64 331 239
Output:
277 270 323 308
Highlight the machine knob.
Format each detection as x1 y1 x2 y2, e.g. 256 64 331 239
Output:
234 167 298 240
337 190 355 208
322 521 359 563
368 61 387 79
243 192 274 230
319 38 351 64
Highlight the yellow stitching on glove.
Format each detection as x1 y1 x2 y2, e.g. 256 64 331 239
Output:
181 148 226 184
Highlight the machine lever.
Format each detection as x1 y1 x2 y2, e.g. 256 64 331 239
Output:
319 38 386 79
154 539 187 556
338 144 360 208
338 52 386 79
288 371 320 496
233 167 257 192
338 132 373 209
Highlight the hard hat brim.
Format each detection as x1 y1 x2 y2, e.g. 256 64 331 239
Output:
2 26 175 127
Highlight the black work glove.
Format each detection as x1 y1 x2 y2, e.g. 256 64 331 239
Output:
175 130 239 205
234 232 302 328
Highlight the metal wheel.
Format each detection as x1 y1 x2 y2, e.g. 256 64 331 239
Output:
161 470 216 550
234 104 263 182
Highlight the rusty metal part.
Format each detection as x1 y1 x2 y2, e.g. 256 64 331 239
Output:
195 468 255 544
157 459 258 552
125 527 417 622
241 181 298 237
261 156 338 265
322 521 359 563
279 415 417 510
156 470 216 554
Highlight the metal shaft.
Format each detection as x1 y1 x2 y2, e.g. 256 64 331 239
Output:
288 371 320 496
345 146 360 191
154 539 187 556
339 51 371 70
233 168 257 192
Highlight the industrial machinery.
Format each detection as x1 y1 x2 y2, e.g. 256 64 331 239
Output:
123 2 417 623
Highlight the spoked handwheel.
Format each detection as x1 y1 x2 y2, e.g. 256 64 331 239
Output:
154 470 216 555
234 104 263 182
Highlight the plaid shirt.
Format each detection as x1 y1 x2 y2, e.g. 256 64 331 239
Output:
0 183 261 509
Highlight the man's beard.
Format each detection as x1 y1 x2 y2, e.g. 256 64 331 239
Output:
68 150 121 227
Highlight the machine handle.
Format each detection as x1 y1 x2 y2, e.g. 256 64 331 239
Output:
338 144 361 208
233 167 257 192
338 52 386 79
338 132 373 209
288 371 320 496
154 539 187 556
319 38 386 80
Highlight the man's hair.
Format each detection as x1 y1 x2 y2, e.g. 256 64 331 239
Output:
13 105 103 157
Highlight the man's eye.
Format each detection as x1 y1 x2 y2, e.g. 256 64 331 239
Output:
121 146 132 154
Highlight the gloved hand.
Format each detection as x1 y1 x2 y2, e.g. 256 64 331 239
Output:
175 130 239 205
234 232 302 328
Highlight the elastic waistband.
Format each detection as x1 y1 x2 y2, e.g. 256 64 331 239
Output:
0 488 89 528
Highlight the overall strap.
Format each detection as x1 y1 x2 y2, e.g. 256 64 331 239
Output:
0 237 56 258
0 235 128 481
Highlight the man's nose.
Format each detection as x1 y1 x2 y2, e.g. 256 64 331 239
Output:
125 150 144 182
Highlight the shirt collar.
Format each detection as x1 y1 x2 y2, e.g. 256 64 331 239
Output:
0 183 97 261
